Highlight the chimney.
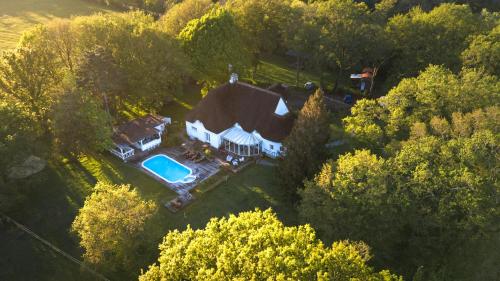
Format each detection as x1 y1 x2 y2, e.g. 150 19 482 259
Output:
229 73 238 84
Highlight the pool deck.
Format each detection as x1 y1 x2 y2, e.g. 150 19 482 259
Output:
130 147 221 194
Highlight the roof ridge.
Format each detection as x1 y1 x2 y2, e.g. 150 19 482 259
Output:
235 81 283 98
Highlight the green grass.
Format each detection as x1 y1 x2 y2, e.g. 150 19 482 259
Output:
0 0 113 50
1 151 294 280
0 221 96 281
247 55 336 89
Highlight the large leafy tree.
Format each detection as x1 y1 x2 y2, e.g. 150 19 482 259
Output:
0 46 61 125
51 90 113 155
300 129 499 279
343 99 387 147
158 0 214 36
278 89 330 200
227 0 294 76
72 182 156 270
139 209 401 281
72 12 189 109
386 3 491 85
462 24 500 76
282 1 320 86
311 0 372 90
0 100 37 177
344 65 500 142
178 7 251 91
75 46 126 117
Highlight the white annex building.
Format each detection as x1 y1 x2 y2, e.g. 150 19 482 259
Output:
110 114 171 161
185 77 294 158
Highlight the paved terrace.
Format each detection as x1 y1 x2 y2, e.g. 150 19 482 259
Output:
130 147 221 194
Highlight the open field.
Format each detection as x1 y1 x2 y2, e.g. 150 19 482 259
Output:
0 0 113 50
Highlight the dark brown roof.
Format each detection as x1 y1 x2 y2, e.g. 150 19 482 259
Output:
267 83 289 100
112 114 166 145
186 82 294 142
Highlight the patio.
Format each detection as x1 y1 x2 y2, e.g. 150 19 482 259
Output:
131 146 221 194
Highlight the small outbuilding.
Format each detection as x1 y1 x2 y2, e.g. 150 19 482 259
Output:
110 114 171 161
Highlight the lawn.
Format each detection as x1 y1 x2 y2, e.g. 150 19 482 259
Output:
1 150 295 280
247 54 337 90
0 221 96 281
0 0 114 50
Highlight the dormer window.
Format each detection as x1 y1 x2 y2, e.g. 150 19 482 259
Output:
274 98 289 116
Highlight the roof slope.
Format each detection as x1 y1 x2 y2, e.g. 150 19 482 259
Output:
186 82 294 142
112 114 166 145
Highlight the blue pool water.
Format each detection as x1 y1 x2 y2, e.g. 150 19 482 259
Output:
142 154 194 183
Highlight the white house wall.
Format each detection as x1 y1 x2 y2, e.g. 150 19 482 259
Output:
185 120 223 148
253 131 282 158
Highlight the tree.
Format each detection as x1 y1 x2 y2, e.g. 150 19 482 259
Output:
299 150 397 259
139 209 401 281
158 0 213 36
278 89 330 200
308 0 372 90
52 90 113 155
0 47 61 125
19 21 78 72
386 3 489 85
346 65 500 143
343 99 387 147
75 46 126 117
72 182 156 270
381 65 499 138
462 24 500 76
178 7 251 92
227 0 294 77
0 100 36 177
72 12 190 109
116 26 190 108
299 130 499 279
282 1 320 86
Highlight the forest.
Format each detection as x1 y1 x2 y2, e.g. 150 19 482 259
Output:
0 0 498 281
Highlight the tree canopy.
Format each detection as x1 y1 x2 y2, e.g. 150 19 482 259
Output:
178 6 250 91
72 182 156 270
51 90 113 155
385 3 494 85
278 89 330 200
139 209 401 281
344 65 500 142
300 124 499 278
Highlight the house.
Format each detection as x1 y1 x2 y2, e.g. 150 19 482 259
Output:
110 114 171 161
185 76 294 158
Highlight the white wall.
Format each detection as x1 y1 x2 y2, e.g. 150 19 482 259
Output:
186 121 284 158
254 131 282 158
185 120 223 148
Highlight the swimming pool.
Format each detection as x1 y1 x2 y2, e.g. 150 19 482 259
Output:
141 154 196 184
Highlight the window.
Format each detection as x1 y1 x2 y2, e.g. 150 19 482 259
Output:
205 132 210 142
191 126 197 132
269 144 274 150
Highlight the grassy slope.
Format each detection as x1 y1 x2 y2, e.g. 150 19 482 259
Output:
0 0 113 50
3 153 293 280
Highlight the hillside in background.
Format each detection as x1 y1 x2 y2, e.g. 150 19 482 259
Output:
0 0 113 50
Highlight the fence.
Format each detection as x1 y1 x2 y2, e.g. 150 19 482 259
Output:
0 212 110 281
